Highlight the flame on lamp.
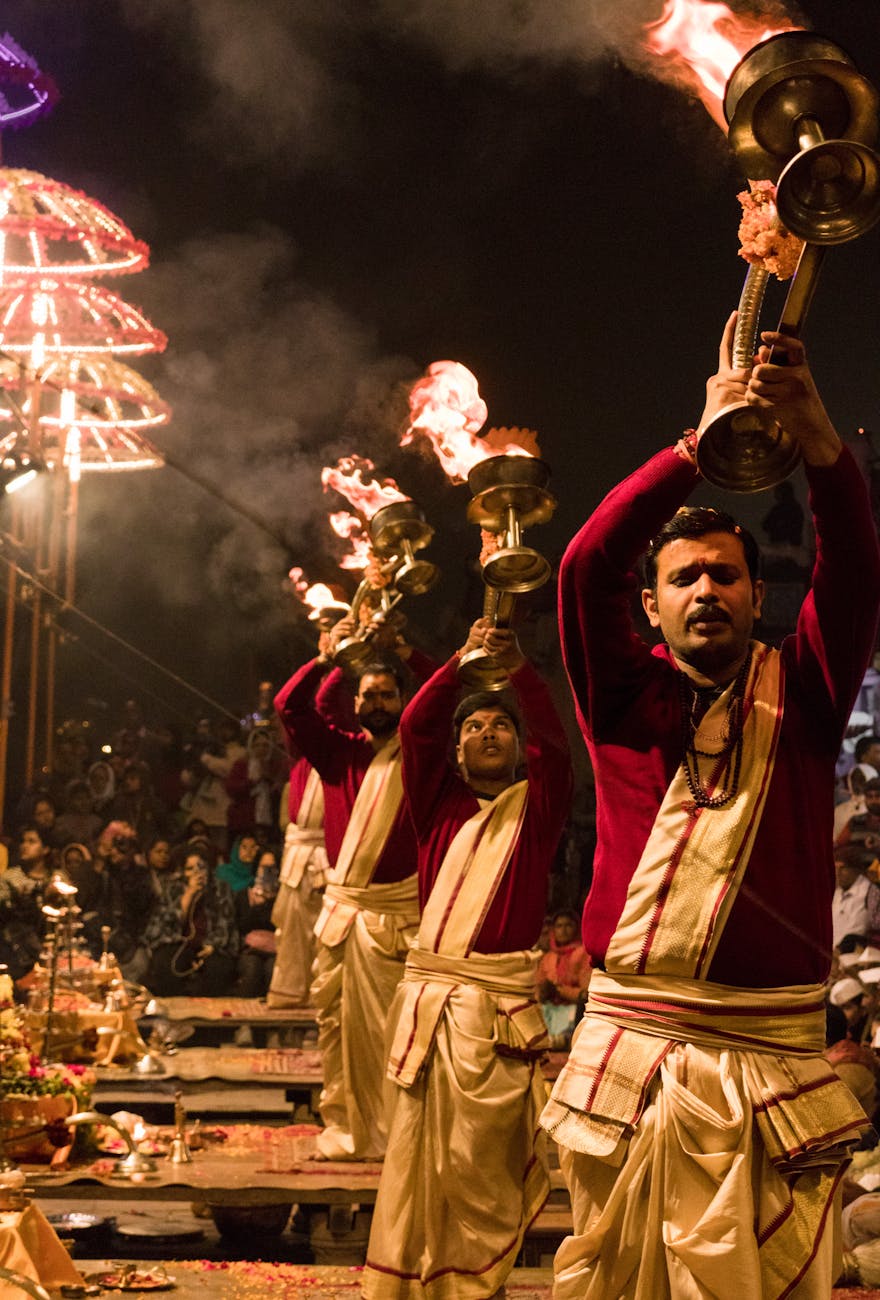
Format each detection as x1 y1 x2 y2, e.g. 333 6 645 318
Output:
329 509 372 571
288 565 307 592
321 454 408 520
303 581 340 610
404 359 536 483
288 569 350 619
643 0 798 130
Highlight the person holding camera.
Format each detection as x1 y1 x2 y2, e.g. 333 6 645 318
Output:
142 849 238 997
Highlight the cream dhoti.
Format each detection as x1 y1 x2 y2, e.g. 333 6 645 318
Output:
312 875 419 1160
363 946 549 1300
543 972 865 1299
268 768 327 1008
311 734 419 1161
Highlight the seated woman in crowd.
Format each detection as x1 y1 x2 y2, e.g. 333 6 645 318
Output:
0 828 48 978
53 779 103 850
142 849 238 997
145 836 174 892
31 797 60 849
86 760 115 814
216 833 260 894
233 850 279 1000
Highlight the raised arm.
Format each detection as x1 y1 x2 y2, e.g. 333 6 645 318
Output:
559 448 699 739
274 657 356 781
747 330 880 735
509 657 573 825
399 656 461 836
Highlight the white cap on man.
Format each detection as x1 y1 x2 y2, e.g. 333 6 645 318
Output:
829 976 866 1006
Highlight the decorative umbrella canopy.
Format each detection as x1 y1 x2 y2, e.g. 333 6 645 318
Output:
0 278 166 362
0 354 167 471
0 169 149 280
0 33 58 131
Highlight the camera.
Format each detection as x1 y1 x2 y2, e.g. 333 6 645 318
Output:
112 834 137 853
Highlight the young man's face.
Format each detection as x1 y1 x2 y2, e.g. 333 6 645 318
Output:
642 531 763 678
456 708 520 785
865 789 880 816
355 673 403 738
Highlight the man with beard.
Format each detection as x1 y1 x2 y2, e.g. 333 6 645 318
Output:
275 632 434 1160
541 317 880 1298
363 619 571 1300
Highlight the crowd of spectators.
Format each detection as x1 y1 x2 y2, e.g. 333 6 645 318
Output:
0 698 288 1002
825 720 880 1142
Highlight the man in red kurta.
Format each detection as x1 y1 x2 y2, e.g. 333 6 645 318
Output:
276 638 434 1160
363 620 572 1299
542 317 880 1298
268 663 350 1010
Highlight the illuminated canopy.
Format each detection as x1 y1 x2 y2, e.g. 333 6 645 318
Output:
0 169 149 278
0 33 58 131
0 354 167 471
0 279 167 359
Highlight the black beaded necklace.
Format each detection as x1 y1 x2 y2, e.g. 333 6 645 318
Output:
678 648 752 810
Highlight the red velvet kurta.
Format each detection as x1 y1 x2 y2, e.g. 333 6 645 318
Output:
560 445 880 987
399 655 573 952
274 652 434 884
282 669 350 823
286 755 315 824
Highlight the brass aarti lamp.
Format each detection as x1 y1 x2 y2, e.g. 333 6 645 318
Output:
698 32 880 492
333 498 438 677
459 453 556 690
332 576 406 677
368 499 438 597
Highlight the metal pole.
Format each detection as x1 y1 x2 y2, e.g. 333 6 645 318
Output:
43 470 64 771
0 544 16 827
24 492 43 786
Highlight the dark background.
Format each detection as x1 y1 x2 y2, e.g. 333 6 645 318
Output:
0 0 877 766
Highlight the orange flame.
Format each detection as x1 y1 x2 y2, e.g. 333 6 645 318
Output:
404 360 536 483
303 582 337 607
643 0 798 130
288 564 345 608
321 454 408 519
288 565 308 596
329 509 372 571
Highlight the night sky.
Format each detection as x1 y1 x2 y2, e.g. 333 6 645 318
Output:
1 0 879 753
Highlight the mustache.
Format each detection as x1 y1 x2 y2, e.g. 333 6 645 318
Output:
687 605 730 627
